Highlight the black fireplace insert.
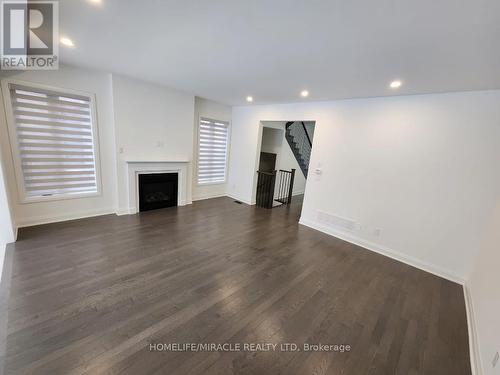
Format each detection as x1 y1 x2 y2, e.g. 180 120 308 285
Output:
138 173 178 212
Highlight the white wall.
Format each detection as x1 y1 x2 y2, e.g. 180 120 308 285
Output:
260 127 284 199
111 74 195 212
261 127 283 156
467 199 500 375
0 69 231 224
228 90 500 282
192 97 231 201
0 65 118 227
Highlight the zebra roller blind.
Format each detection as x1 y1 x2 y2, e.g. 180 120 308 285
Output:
8 83 99 199
197 118 229 184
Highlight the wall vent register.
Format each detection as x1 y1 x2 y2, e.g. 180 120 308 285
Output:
5 83 99 201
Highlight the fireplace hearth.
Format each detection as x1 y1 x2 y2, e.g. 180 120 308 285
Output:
138 173 178 212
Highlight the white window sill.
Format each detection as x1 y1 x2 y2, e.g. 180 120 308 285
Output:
20 191 101 204
197 181 227 186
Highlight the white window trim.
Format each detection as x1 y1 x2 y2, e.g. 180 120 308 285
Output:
196 116 231 186
1 78 103 204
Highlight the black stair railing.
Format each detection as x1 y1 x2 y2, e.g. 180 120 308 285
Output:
285 121 312 177
256 170 276 208
275 169 296 205
256 169 296 209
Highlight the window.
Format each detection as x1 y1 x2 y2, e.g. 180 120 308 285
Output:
3 82 100 201
197 117 229 184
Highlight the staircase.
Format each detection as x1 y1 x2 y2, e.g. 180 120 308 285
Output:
285 121 312 177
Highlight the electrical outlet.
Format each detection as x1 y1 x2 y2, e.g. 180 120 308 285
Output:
156 141 165 148
493 351 499 368
119 147 124 154
373 228 381 237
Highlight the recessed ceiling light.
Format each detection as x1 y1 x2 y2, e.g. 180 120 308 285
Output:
88 0 102 4
246 96 253 102
300 90 309 97
60 37 74 47
390 80 402 89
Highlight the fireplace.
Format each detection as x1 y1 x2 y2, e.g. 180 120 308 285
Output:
125 161 189 215
138 173 178 212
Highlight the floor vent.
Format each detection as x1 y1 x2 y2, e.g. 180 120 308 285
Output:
234 200 242 204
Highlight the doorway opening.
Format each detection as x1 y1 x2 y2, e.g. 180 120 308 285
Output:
255 121 315 210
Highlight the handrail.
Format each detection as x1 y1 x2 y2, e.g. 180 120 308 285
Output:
301 121 312 147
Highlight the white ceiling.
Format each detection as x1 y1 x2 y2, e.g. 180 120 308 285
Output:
60 0 500 105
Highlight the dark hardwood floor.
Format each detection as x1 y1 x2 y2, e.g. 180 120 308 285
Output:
1 196 471 374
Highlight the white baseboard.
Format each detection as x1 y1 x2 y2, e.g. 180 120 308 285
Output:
192 193 227 201
226 193 254 206
116 208 133 216
292 190 305 196
16 207 115 228
464 284 483 375
298 217 465 285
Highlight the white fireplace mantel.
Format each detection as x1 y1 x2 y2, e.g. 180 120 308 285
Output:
125 160 191 214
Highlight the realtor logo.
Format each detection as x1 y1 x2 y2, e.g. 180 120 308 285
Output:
1 0 58 70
